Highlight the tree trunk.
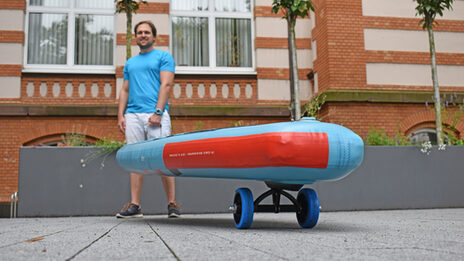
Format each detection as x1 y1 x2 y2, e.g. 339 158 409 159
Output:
287 15 300 121
427 22 443 145
126 9 132 60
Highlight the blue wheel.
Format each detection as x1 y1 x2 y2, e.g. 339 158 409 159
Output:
296 188 319 228
233 188 254 229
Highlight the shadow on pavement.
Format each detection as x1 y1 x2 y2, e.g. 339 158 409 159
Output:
127 215 367 232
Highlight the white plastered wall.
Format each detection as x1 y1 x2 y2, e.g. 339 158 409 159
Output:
0 43 23 64
256 49 313 68
258 79 312 100
255 17 312 38
366 63 464 86
0 10 24 30
364 29 464 53
362 0 464 20
0 77 21 98
255 0 273 5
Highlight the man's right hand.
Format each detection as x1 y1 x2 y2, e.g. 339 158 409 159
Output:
118 116 126 134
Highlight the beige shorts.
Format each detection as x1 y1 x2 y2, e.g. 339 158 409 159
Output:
124 112 171 144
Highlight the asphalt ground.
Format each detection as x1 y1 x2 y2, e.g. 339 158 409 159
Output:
0 208 463 260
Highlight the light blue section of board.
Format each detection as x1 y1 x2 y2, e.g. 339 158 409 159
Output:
116 118 364 184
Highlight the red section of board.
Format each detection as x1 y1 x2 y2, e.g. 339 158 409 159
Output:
163 132 329 169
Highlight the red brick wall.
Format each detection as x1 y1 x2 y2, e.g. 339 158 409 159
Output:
0 0 25 10
0 30 24 43
311 0 329 92
323 0 366 91
321 102 464 138
0 65 22 76
255 37 311 49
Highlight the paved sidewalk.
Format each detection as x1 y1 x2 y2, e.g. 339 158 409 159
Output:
1 208 463 260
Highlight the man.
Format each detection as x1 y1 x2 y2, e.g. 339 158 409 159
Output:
116 20 180 218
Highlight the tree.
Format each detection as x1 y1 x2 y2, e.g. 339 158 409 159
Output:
115 0 147 60
272 0 314 121
413 0 454 145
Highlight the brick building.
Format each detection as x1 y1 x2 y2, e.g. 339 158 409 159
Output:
0 0 463 206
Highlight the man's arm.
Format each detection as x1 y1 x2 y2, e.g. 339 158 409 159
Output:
148 71 174 126
118 80 130 133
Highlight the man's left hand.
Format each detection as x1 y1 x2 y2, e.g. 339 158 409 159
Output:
148 114 162 126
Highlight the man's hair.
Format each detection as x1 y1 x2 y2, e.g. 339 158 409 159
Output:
134 20 157 37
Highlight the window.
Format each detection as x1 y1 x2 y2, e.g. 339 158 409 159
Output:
409 128 453 145
171 0 254 73
409 128 438 145
24 0 115 74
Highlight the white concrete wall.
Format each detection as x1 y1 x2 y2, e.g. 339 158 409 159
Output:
255 17 312 38
364 29 464 53
366 63 464 86
256 49 313 68
0 10 24 30
0 43 23 64
0 77 21 98
258 79 312 100
255 0 273 5
362 0 464 20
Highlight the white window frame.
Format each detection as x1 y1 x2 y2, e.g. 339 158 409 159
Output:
23 1 116 74
170 0 256 75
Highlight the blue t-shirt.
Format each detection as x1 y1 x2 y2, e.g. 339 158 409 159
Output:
123 49 175 113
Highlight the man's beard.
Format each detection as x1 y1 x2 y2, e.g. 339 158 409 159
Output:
138 39 154 50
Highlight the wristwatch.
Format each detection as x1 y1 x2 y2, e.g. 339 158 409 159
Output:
154 108 163 116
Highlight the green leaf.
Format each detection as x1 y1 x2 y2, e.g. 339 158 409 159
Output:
272 5 279 14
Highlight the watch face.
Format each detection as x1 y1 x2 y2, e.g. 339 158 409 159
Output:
155 109 163 115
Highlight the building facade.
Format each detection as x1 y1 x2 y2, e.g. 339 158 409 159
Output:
0 0 463 204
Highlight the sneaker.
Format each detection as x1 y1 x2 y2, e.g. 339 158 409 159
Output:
116 203 143 218
168 202 181 218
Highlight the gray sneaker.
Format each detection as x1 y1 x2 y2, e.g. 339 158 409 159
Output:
116 203 143 218
168 202 181 218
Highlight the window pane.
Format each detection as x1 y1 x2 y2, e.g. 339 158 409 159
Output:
410 128 437 145
75 15 114 65
172 17 209 66
27 13 68 64
215 0 250 12
75 0 114 9
171 0 208 11
216 18 252 67
30 0 70 7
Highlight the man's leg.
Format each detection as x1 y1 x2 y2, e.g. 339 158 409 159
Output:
116 172 144 218
154 112 180 217
131 173 144 206
116 113 144 218
162 175 180 217
161 176 175 204
149 111 175 204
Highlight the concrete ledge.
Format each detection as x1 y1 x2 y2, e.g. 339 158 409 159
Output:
324 90 464 104
170 105 290 117
0 105 289 117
